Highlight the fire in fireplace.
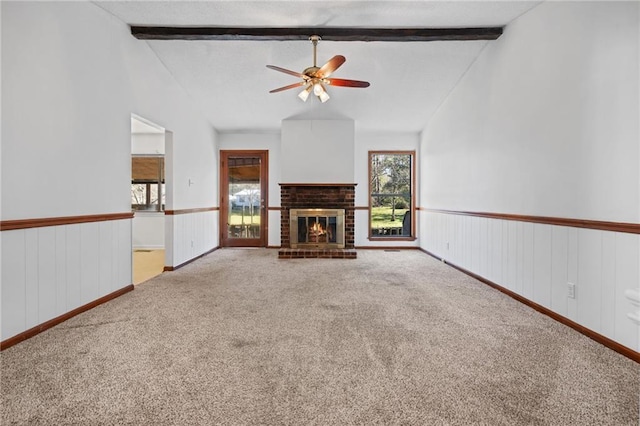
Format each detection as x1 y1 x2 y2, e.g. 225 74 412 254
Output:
290 208 345 249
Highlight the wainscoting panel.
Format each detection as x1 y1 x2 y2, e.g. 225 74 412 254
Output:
165 215 174 269
65 224 82 313
488 219 503 285
1 218 132 341
2 230 27 338
567 227 579 321
522 223 533 301
532 224 552 310
578 229 603 333
117 219 131 290
507 221 518 295
615 232 640 348
601 232 617 338
38 226 57 326
268 209 281 247
167 210 218 268
99 221 114 298
550 225 569 317
25 229 39 330
470 216 481 274
80 222 100 306
55 226 67 320
420 210 640 353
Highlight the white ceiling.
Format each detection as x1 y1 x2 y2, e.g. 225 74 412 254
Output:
96 1 542 134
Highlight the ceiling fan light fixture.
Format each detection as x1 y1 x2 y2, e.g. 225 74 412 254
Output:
313 81 324 96
298 85 312 102
318 90 330 103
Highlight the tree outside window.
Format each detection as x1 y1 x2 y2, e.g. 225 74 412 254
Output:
369 151 414 238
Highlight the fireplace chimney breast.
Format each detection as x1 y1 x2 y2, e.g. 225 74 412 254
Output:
279 183 356 259
281 119 354 184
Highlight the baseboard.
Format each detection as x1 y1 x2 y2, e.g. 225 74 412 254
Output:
270 246 421 250
355 246 420 250
164 246 219 271
418 248 640 364
0 284 135 351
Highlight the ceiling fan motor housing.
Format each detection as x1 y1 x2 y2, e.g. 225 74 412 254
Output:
303 66 321 77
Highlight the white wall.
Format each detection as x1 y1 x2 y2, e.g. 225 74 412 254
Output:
165 125 218 267
131 133 165 155
132 213 165 249
281 120 354 183
421 1 639 223
1 2 217 340
420 1 640 352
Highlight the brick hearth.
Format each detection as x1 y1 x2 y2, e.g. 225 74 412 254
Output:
279 183 356 259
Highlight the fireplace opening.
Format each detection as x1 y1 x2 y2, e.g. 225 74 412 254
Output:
290 208 345 249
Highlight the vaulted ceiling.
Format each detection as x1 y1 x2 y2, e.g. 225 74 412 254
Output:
96 1 542 134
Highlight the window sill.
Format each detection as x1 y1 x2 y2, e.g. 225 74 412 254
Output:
368 236 417 242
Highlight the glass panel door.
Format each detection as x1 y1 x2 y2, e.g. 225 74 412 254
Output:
220 151 268 247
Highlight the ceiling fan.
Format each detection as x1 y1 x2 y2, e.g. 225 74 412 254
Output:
266 35 370 103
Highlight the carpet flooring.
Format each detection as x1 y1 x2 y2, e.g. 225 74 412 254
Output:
1 248 638 425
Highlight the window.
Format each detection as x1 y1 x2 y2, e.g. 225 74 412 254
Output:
369 151 414 239
131 156 165 211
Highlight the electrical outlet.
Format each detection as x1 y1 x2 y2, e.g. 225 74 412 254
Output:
568 282 576 299
446 242 450 250
191 240 194 248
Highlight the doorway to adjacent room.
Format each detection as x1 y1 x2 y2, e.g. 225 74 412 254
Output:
131 114 167 284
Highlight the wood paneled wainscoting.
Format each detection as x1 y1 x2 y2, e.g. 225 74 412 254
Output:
418 208 640 362
1 213 134 350
164 207 219 270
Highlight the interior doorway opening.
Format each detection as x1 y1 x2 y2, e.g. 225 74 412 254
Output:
131 114 166 284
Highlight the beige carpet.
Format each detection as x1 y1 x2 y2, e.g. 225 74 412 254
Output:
1 249 638 425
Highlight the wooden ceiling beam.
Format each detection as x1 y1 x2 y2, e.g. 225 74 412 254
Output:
130 26 503 42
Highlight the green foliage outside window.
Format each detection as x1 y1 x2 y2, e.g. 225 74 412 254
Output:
369 152 413 237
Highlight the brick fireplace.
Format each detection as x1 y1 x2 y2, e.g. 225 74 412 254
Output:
279 183 356 259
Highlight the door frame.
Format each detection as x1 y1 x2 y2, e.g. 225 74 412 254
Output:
220 150 269 247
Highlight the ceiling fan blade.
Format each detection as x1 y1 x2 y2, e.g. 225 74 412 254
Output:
266 65 307 79
269 81 306 93
325 78 370 88
317 55 346 78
